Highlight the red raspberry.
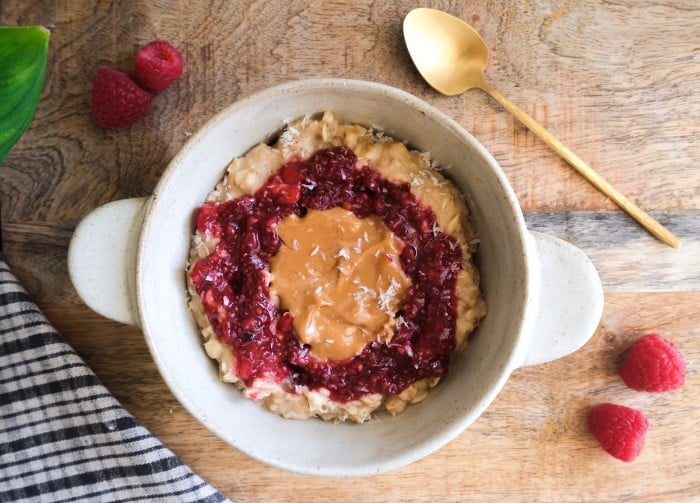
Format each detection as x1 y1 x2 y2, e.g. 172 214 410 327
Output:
91 67 152 129
619 333 686 392
133 40 183 91
195 203 221 236
588 403 649 462
268 183 301 204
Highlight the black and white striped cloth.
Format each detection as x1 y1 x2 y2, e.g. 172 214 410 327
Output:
0 255 230 502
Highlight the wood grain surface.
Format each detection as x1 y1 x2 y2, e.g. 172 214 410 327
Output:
1 1 698 501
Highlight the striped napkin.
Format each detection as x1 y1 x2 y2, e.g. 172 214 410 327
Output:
0 255 230 502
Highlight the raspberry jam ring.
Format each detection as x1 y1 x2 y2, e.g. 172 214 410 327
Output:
187 114 486 422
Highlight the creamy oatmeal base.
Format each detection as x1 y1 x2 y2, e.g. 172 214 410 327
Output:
187 112 486 422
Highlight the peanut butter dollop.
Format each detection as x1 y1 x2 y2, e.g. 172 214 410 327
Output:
270 207 411 360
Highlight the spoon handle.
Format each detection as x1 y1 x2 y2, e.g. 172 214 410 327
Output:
479 82 680 249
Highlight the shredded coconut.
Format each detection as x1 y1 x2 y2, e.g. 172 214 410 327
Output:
429 174 446 187
369 125 392 143
357 285 377 298
378 278 401 314
353 238 363 254
279 125 300 145
411 176 424 187
377 289 392 312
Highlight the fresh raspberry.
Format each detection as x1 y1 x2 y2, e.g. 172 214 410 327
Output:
588 403 649 462
619 333 686 392
91 67 152 129
133 40 183 91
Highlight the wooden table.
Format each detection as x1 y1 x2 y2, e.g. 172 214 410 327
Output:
2 1 698 501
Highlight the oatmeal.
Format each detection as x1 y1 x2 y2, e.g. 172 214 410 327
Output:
187 113 486 422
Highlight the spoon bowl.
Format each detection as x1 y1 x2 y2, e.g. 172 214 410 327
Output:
404 8 488 95
403 7 680 248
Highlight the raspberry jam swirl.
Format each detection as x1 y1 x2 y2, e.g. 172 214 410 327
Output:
189 146 464 403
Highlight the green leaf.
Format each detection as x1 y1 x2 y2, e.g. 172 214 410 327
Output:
0 26 50 164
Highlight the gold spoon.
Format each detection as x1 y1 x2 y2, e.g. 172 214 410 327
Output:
403 7 680 248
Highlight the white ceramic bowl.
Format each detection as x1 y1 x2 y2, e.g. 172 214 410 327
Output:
69 79 603 477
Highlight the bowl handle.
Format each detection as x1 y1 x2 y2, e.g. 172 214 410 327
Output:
521 231 604 366
68 198 148 327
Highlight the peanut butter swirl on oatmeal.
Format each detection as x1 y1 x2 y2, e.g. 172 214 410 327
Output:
270 207 411 361
187 112 486 423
